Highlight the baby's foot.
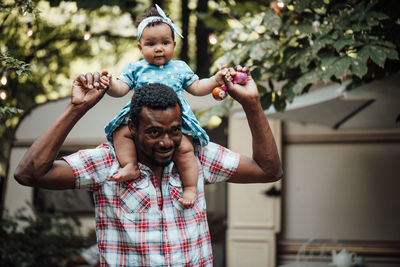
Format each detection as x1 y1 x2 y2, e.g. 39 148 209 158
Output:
178 186 198 207
112 164 140 182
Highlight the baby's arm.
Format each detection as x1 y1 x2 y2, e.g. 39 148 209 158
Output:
106 74 131 97
185 68 228 96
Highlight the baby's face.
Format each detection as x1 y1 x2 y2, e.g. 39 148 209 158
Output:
138 23 176 66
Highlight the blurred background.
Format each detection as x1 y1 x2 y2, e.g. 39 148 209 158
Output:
1 0 400 266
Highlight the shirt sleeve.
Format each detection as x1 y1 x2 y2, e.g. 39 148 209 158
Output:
179 61 199 89
117 62 136 89
199 142 240 184
62 143 118 191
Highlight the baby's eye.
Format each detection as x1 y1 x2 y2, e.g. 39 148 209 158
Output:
163 41 169 45
147 42 154 46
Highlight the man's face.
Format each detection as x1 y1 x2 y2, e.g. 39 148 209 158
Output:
129 105 182 168
138 23 176 66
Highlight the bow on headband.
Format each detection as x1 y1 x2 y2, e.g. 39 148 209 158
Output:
137 4 184 40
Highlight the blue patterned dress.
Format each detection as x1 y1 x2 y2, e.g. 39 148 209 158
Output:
105 59 209 146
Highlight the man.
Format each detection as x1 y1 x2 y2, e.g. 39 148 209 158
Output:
14 68 282 266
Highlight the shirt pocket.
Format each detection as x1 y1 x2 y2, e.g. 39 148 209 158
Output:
168 176 204 219
119 178 153 213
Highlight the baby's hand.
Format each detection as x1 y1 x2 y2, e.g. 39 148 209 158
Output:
99 71 112 90
214 66 231 85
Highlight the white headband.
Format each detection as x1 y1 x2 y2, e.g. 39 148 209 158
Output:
137 4 183 40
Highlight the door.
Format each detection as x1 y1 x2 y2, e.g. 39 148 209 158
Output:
226 110 282 267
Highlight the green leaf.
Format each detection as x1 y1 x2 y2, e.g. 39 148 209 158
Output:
333 38 354 52
273 93 287 111
312 37 332 54
368 45 387 68
263 10 281 33
260 92 272 110
367 11 389 21
384 47 399 60
350 55 368 78
322 56 352 81
249 43 265 61
292 71 319 94
291 49 310 67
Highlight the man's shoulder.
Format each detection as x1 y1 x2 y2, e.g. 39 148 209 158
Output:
64 143 116 164
196 142 240 184
197 142 239 163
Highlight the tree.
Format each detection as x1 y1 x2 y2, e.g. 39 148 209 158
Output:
0 0 140 211
206 0 399 113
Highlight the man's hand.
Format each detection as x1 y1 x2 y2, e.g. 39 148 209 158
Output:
223 66 260 107
71 71 109 110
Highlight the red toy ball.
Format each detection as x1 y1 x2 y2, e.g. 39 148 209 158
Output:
212 86 227 101
212 70 248 101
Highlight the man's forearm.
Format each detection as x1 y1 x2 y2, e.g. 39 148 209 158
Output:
242 98 283 181
14 103 87 186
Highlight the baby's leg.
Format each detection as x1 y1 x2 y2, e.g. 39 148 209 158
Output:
112 124 140 181
174 135 198 206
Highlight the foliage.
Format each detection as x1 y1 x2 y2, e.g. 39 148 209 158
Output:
0 207 85 267
208 0 400 113
0 0 139 178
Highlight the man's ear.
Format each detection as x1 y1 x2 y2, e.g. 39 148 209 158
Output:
128 119 136 138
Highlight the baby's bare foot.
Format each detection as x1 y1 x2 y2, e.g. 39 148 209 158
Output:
112 164 140 182
178 186 197 207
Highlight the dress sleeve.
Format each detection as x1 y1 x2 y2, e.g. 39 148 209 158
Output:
62 143 118 191
117 62 136 90
199 142 240 184
180 61 199 89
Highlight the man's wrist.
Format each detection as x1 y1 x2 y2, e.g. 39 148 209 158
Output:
241 95 261 110
67 102 90 119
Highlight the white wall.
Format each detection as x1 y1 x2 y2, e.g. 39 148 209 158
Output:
280 121 400 265
283 141 400 240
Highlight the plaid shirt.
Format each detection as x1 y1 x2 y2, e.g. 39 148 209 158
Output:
63 142 239 267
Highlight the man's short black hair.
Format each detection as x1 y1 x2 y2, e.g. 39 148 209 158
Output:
129 83 182 127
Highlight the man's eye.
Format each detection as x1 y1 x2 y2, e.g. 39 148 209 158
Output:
148 130 159 137
172 127 181 135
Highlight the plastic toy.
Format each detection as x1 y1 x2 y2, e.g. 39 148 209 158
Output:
212 71 248 101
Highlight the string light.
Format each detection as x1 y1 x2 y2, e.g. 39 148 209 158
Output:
277 0 285 8
0 90 6 100
1 71 7 86
27 22 33 37
270 1 283 17
208 33 217 45
84 25 91 40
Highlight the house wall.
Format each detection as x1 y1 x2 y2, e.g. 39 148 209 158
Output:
279 121 400 266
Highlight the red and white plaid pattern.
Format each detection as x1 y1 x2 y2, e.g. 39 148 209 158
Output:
63 142 239 266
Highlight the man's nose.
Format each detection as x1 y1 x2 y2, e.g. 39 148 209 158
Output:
159 134 173 147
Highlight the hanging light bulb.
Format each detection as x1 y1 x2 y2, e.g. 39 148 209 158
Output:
270 1 283 17
1 71 7 86
27 22 33 37
208 33 217 45
277 0 285 8
84 25 91 41
0 89 6 100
